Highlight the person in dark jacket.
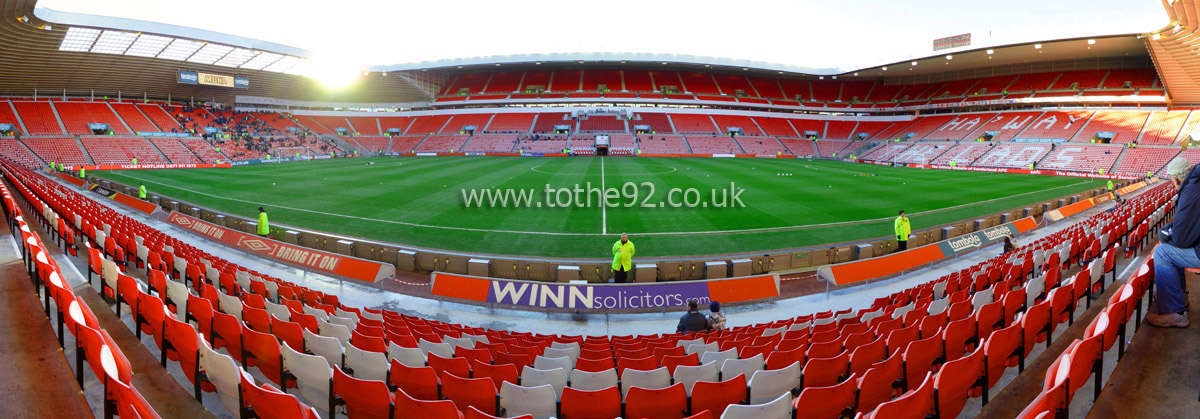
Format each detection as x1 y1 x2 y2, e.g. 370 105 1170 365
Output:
1149 158 1200 328
676 300 709 333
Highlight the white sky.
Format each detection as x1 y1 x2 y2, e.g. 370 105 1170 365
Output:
38 0 1169 71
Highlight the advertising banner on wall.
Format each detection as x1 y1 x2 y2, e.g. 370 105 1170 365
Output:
430 272 780 311
164 212 395 283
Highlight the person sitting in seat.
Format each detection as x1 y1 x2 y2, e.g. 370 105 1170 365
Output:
1149 158 1200 328
676 300 709 333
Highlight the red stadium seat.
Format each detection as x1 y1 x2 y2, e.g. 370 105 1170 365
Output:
856 352 904 412
793 372 858 419
332 366 394 419
690 374 747 417
866 372 935 419
560 386 622 419
394 388 463 419
389 360 441 401
933 345 985 417
802 352 849 389
442 373 498 416
429 354 472 382
625 383 688 419
470 359 518 390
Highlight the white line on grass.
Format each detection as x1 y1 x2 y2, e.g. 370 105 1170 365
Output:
114 173 1093 237
601 157 607 235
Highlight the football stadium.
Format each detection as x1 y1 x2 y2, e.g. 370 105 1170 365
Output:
1 0 1198 417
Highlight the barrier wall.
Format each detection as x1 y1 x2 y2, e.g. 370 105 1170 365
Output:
431 271 780 312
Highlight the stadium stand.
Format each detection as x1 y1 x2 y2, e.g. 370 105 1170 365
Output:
519 138 569 153
350 136 391 153
930 143 993 165
179 138 226 163
378 116 414 134
670 114 719 134
1071 111 1150 143
824 121 860 141
136 104 182 131
582 70 623 92
463 135 517 152
0 101 23 133
735 137 786 155
620 70 652 92
1037 144 1122 173
924 113 996 141
869 119 920 141
1015 111 1093 141
442 114 494 134
0 137 41 168
815 140 851 157
1179 147 1200 165
779 138 816 156
788 119 825 139
389 136 426 153
443 73 490 95
1137 111 1190 145
685 135 741 154
636 134 689 153
550 70 582 92
53 102 132 135
888 114 952 141
484 72 523 93
81 136 167 164
416 135 470 152
252 112 303 133
110 103 160 133
294 115 341 135
12 101 65 134
711 115 763 136
752 117 799 137
964 111 1044 141
345 116 382 135
890 143 953 164
149 138 201 164
1101 68 1158 88
861 142 913 161
531 113 571 133
1050 70 1108 90
21 137 88 166
631 113 674 134
1112 146 1181 177
406 115 453 136
973 143 1053 168
577 115 627 133
483 113 536 133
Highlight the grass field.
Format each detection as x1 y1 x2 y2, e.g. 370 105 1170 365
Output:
95 156 1104 258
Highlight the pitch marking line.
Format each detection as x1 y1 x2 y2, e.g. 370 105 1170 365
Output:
115 173 1092 238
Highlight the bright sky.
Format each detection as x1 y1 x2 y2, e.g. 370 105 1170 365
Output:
38 0 1168 71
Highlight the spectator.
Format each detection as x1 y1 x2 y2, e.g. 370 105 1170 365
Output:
707 301 726 331
1001 235 1018 255
895 210 911 251
1148 157 1200 328
676 300 709 333
257 207 270 238
611 233 635 283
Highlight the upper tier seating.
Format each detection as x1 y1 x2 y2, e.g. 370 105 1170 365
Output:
1037 144 1122 173
578 115 627 133
973 143 1053 168
81 136 167 165
406 115 453 136
484 72 523 93
1134 111 1189 145
1072 111 1150 143
636 135 689 153
442 114 494 134
753 117 799 137
178 138 227 163
483 114 535 133
0 101 24 133
519 71 551 91
149 138 200 164
12 101 64 134
685 135 740 154
1049 70 1107 90
21 137 87 165
550 70 582 92
462 135 517 153
532 113 571 133
824 121 859 141
582 70 623 91
378 117 414 134
815 140 851 157
967 112 1046 141
890 115 955 141
416 135 470 152
930 143 993 165
632 113 674 134
110 103 159 133
294 116 341 135
711 115 763 136
344 117 381 135
1112 147 1181 177
669 114 718 134
54 102 132 135
1179 148 1200 166
1101 69 1158 88
713 74 756 96
923 113 996 141
136 104 182 131
443 73 490 95
1015 111 1093 141
251 112 303 133
734 137 786 155
621 70 654 92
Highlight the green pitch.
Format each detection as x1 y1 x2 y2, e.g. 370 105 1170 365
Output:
94 157 1104 258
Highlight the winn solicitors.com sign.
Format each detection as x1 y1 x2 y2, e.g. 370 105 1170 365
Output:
164 212 395 283
430 272 780 311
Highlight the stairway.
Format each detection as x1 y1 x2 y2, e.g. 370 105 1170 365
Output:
144 138 172 163
732 135 747 154
74 136 95 165
15 138 46 167
681 135 695 154
47 101 69 135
